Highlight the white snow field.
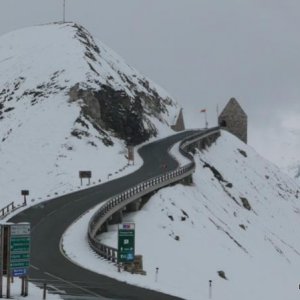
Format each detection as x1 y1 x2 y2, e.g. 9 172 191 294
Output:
0 22 178 211
63 131 300 300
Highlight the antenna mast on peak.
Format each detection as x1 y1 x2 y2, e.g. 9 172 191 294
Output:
63 0 66 23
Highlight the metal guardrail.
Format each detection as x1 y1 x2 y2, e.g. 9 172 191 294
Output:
0 201 26 219
87 127 221 262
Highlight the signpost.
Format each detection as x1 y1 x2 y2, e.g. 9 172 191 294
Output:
79 171 92 186
118 223 135 263
10 223 30 276
21 190 29 206
0 223 31 298
0 226 3 297
127 146 134 165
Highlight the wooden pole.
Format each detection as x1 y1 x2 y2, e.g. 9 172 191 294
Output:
0 226 3 298
43 282 47 299
24 276 28 296
21 277 25 296
6 226 11 299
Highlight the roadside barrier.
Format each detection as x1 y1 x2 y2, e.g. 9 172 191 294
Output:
88 127 221 262
0 201 26 219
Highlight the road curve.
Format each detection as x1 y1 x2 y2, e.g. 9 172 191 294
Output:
10 130 200 300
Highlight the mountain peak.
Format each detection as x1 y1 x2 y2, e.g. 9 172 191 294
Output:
0 22 180 145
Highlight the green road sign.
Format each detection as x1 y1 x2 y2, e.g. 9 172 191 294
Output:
10 238 30 252
11 236 30 242
10 261 30 268
9 223 31 276
11 253 30 260
118 223 135 263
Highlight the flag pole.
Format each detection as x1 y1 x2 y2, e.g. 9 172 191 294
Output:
216 104 219 126
200 109 208 129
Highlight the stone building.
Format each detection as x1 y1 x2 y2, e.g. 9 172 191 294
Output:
218 98 247 143
171 108 185 131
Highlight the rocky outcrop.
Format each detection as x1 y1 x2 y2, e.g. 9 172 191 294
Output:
69 84 158 145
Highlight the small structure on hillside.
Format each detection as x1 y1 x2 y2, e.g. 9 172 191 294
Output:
218 98 247 143
171 108 185 131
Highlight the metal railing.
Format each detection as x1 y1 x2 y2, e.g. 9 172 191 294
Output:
87 127 221 262
0 201 26 219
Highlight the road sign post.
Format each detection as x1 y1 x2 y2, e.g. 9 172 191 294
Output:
10 223 30 279
79 171 92 186
127 146 134 165
118 223 135 264
0 226 3 298
6 225 11 298
21 190 29 206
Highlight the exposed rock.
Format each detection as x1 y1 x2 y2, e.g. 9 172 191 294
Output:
238 149 247 157
217 270 228 280
240 197 251 210
69 83 160 145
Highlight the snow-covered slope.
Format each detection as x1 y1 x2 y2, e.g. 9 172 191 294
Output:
253 117 300 179
283 128 300 179
63 130 300 300
0 22 179 207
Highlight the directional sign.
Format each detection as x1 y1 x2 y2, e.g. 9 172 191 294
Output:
21 190 29 196
11 253 30 260
11 224 30 236
118 223 135 263
79 171 92 178
10 223 31 277
10 261 29 268
12 268 28 277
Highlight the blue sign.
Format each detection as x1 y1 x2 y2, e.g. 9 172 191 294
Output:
12 268 28 277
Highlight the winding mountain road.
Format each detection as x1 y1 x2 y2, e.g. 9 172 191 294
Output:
9 130 200 300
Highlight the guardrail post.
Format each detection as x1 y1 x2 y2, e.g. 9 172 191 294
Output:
109 211 123 225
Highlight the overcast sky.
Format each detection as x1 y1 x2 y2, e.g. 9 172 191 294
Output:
1 0 299 167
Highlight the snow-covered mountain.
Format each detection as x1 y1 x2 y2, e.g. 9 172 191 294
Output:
0 22 179 205
63 130 300 300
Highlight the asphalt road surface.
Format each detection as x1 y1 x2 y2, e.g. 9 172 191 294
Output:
10 130 200 300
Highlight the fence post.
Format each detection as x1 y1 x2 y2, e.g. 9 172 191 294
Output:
43 282 47 299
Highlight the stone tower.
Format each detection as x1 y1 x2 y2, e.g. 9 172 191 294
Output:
218 98 247 143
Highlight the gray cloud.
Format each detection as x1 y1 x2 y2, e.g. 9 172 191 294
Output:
0 0 299 165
